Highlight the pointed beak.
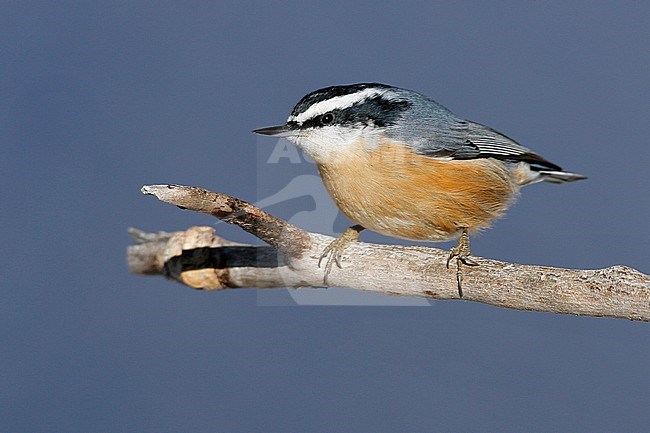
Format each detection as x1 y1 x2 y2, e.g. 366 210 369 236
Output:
253 124 297 137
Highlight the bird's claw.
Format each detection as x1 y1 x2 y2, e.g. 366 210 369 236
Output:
446 228 479 297
318 225 363 285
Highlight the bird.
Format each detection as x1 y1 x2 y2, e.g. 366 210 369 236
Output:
254 83 586 296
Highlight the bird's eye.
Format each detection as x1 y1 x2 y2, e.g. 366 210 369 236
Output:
320 113 335 125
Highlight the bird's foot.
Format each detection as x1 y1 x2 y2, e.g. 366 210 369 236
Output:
318 225 364 285
446 228 479 297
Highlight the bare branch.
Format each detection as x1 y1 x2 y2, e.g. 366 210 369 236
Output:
132 184 650 322
141 184 310 257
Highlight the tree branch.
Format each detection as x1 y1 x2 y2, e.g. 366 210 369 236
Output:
130 184 650 321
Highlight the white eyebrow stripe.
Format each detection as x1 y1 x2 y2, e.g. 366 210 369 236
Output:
288 88 385 123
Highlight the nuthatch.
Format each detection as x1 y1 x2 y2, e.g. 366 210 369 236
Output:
254 83 586 296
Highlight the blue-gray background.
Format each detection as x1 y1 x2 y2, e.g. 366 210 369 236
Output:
2 1 649 431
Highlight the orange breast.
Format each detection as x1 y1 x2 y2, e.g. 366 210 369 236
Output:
317 138 519 241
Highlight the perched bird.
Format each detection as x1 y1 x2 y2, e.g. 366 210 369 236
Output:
254 83 586 296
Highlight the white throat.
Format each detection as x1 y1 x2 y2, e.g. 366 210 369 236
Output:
287 126 380 164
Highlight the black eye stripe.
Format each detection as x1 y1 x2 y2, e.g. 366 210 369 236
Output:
300 112 336 129
299 96 411 129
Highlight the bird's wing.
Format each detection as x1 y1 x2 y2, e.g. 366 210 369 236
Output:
414 120 562 171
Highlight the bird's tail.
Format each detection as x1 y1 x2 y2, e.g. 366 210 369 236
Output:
537 170 587 183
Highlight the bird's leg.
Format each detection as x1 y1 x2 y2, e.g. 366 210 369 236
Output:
446 228 479 297
318 224 365 285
